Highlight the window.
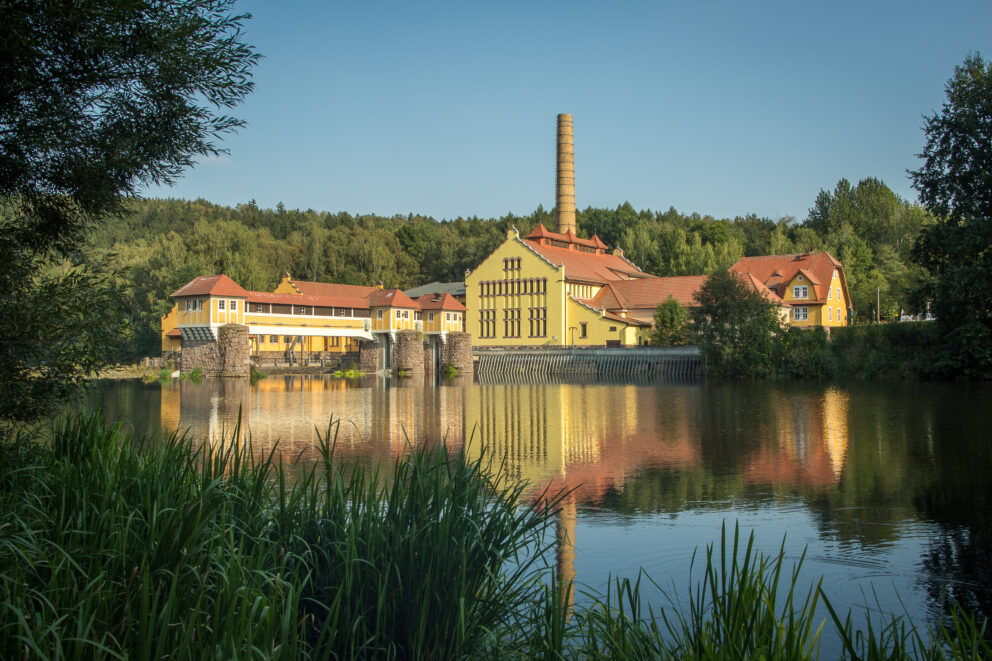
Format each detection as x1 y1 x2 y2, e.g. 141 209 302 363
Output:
185 300 191 312
837 307 842 321
798 274 804 281
828 288 832 300
270 335 278 343
836 287 841 300
297 306 307 314
445 312 451 321
255 304 264 312
609 326 617 332
376 310 383 320
218 299 225 310
528 307 547 337
792 306 809 321
230 300 238 311
503 308 521 337
259 336 265 343
792 286 808 299
402 310 409 320
580 323 587 338
284 336 292 343
428 312 435 322
828 308 832 321
479 309 497 338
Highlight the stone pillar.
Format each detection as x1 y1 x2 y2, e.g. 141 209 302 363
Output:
556 113 576 235
180 324 249 377
393 330 425 375
440 332 473 374
217 324 250 377
359 340 378 373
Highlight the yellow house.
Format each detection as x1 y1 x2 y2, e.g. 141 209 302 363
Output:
729 252 852 328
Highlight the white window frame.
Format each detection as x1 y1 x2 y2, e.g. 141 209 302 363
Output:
828 288 832 300
403 310 409 320
828 308 832 321
836 287 841 300
376 310 383 320
793 306 809 321
218 299 225 310
428 312 435 322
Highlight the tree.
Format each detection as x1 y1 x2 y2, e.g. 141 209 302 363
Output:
909 53 992 376
0 1 259 421
651 297 689 346
690 271 781 377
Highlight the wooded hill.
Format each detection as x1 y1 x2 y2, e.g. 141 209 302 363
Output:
85 177 932 358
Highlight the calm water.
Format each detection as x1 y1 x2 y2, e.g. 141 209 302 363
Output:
88 375 992 653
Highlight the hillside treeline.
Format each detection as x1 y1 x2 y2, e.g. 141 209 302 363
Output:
86 177 932 357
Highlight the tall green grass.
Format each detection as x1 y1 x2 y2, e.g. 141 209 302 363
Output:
1 415 988 659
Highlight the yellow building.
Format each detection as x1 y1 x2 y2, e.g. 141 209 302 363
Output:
163 273 467 361
729 252 852 328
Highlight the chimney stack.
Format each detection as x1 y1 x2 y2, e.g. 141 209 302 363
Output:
556 113 576 235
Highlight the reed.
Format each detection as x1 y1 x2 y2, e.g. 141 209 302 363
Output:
1 415 988 659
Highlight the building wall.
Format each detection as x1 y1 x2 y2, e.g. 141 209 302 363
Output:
180 324 250 377
466 234 636 347
782 270 849 328
371 307 418 332
423 310 464 333
161 303 181 353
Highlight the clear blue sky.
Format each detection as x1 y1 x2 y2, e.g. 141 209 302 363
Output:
147 0 992 223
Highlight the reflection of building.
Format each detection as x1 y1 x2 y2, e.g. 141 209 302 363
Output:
159 376 468 464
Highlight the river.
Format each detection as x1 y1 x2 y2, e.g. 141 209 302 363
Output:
87 374 992 653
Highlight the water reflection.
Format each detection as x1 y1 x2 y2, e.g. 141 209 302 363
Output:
89 376 992 636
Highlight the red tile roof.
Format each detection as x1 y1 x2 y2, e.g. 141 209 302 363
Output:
522 238 645 284
288 280 382 299
525 223 608 250
729 252 843 304
165 328 181 337
246 291 371 309
738 272 786 305
171 275 249 298
415 293 466 312
592 276 708 310
368 288 418 308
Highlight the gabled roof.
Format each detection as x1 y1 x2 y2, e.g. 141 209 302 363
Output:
415 293 466 312
288 280 382 299
368 288 418 308
171 274 249 298
525 224 608 250
738 272 786 305
729 252 844 303
521 231 645 284
246 291 371 309
592 276 708 310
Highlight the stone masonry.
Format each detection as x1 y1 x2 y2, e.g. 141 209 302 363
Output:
181 324 250 377
393 330 425 375
359 340 378 373
440 332 473 374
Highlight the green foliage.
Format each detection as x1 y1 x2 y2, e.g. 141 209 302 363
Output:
775 327 832 379
0 1 259 421
651 297 690 346
0 414 564 659
0 249 129 422
910 53 992 378
333 368 364 379
830 323 943 380
442 363 458 378
250 364 268 382
181 367 204 383
690 271 782 377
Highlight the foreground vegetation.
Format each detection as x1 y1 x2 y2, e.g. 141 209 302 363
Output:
1 415 988 659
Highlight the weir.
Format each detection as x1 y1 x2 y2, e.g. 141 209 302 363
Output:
473 346 703 380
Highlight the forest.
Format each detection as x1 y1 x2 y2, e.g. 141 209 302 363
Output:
83 176 933 358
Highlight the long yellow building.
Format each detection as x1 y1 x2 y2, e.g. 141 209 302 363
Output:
161 273 466 361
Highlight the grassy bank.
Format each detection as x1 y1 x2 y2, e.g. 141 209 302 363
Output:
0 415 987 659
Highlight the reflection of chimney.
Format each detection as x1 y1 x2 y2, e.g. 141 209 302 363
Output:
556 113 576 235
556 494 576 614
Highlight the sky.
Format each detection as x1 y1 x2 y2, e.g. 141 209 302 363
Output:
148 0 992 223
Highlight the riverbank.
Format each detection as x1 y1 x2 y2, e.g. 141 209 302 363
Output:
1 414 987 659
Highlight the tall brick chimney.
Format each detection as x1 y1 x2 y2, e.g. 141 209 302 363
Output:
556 113 576 235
